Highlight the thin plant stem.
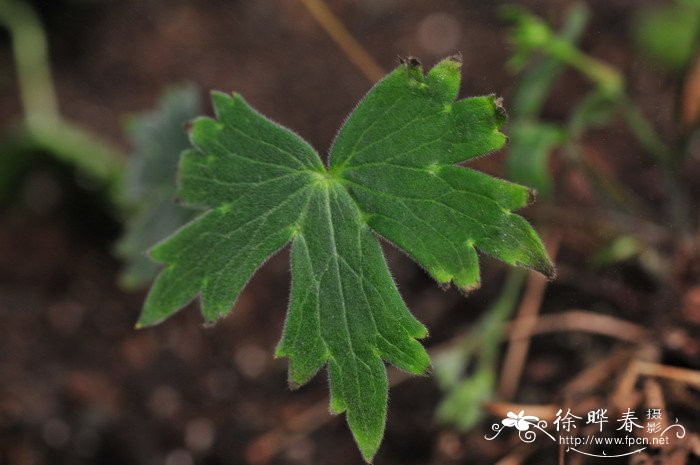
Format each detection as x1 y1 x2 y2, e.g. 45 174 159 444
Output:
526 16 692 237
529 23 674 167
475 270 528 373
618 95 672 166
0 0 125 194
498 232 561 400
298 0 385 83
0 0 59 128
544 37 623 97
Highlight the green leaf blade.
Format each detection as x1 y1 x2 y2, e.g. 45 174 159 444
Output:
329 59 507 172
140 57 554 462
140 172 315 326
277 183 429 461
332 57 552 291
179 92 323 209
139 92 325 326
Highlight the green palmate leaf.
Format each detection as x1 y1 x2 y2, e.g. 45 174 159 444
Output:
116 85 200 288
138 57 554 461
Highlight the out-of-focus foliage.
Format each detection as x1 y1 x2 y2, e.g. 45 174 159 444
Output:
506 122 564 197
115 85 200 289
632 0 700 71
504 3 589 197
506 90 616 197
434 271 526 431
591 235 642 269
503 4 623 97
506 3 590 119
435 4 669 434
503 4 632 199
567 90 616 137
0 0 125 198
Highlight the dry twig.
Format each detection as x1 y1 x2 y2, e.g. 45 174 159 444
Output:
504 310 647 343
298 0 385 82
498 232 562 399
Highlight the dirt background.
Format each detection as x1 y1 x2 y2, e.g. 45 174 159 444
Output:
1 1 699 464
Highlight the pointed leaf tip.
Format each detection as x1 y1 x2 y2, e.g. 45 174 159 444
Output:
459 280 482 296
407 56 422 68
448 51 463 64
493 95 508 127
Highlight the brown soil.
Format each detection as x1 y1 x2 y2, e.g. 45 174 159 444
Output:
1 1 698 465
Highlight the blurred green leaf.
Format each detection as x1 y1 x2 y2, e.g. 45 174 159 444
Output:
434 343 474 390
501 5 556 72
504 4 623 97
509 3 590 119
434 271 526 432
632 2 700 71
591 235 641 268
504 5 623 199
115 85 200 289
568 90 616 137
436 370 495 431
506 122 564 198
505 4 590 198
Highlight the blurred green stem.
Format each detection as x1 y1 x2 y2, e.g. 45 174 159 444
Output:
0 0 124 194
0 0 58 127
545 38 624 97
513 7 690 235
510 3 590 120
618 95 673 166
547 41 675 166
474 270 527 372
436 270 527 389
433 269 527 430
513 9 673 166
618 96 692 235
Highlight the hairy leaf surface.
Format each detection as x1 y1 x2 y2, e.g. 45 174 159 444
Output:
139 58 554 461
